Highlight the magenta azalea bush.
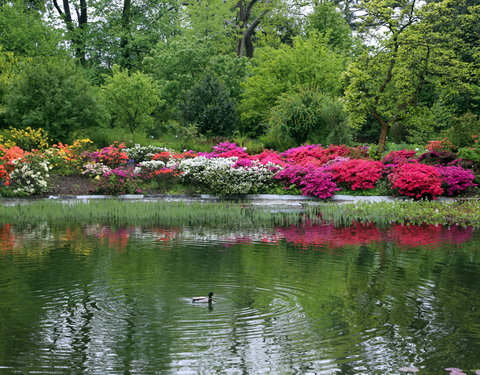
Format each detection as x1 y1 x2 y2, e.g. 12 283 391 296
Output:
94 167 141 195
437 165 477 195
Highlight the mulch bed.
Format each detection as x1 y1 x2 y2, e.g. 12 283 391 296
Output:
47 175 97 196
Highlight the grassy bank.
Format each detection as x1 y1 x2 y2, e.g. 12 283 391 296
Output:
0 200 321 228
320 200 480 227
1 199 480 228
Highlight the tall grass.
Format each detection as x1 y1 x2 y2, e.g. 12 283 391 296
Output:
0 200 324 228
319 200 480 227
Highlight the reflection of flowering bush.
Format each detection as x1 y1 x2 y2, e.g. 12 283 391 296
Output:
179 156 281 194
9 154 51 196
331 159 383 190
389 162 444 199
437 165 477 196
94 167 141 195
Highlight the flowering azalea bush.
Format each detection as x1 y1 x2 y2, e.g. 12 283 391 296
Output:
124 144 173 163
8 154 51 196
382 149 417 166
45 138 94 175
82 162 111 177
84 142 128 168
4 127 51 151
198 142 249 159
418 150 460 166
389 162 444 199
437 165 477 196
274 165 340 198
94 167 141 195
179 156 281 194
331 159 384 190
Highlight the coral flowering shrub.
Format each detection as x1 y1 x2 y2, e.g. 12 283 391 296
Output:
331 159 383 190
282 144 364 167
437 165 477 196
389 162 444 199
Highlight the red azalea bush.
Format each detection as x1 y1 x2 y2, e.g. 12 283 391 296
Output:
437 165 477 195
382 149 417 166
282 144 354 167
389 162 444 199
418 150 460 166
331 159 384 190
85 142 128 168
426 138 455 152
249 149 286 166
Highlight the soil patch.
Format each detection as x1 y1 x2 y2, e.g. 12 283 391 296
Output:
47 175 97 196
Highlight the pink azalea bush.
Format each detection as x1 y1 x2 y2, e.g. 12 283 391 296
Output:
389 162 444 199
198 142 248 159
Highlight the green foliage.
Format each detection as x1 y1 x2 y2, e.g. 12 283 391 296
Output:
179 74 238 136
240 33 345 135
265 87 351 149
0 2 63 57
307 2 353 53
101 67 161 134
443 113 480 148
3 57 105 141
144 36 249 122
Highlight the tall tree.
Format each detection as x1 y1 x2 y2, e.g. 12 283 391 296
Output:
343 0 480 153
50 0 88 64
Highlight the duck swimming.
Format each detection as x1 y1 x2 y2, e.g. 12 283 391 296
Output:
192 292 214 303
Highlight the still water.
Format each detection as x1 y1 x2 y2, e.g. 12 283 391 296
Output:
1 221 480 374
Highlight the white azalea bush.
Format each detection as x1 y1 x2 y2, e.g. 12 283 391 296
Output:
124 144 174 163
178 157 282 195
82 162 111 177
9 155 51 196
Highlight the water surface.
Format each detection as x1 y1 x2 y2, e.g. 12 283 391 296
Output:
1 222 479 374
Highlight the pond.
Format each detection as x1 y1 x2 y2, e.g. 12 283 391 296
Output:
1 221 480 374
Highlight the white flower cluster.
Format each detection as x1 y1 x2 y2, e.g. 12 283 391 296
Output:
178 157 281 195
82 162 111 177
134 160 166 174
124 144 174 163
9 158 51 196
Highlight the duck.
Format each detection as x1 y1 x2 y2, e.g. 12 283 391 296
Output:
192 292 214 303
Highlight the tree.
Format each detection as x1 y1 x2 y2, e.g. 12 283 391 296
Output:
180 74 238 136
144 36 249 123
266 87 351 149
239 33 345 135
3 57 105 140
101 67 161 134
307 1 353 53
0 1 63 57
343 0 480 154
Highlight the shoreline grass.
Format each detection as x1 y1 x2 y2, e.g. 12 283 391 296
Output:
0 200 323 228
1 199 479 228
319 200 480 228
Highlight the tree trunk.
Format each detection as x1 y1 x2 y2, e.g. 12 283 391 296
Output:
372 109 389 156
120 0 132 70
